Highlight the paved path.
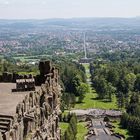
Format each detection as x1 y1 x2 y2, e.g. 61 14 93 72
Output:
87 119 120 140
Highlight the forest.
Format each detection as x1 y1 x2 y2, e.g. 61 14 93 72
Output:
90 50 140 139
0 48 140 139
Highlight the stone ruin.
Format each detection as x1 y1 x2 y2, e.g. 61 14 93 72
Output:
0 61 61 140
0 72 33 83
12 79 35 92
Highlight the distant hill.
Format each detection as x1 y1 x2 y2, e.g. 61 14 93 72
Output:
0 17 140 30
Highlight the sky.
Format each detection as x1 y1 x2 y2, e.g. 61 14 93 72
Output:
0 0 140 19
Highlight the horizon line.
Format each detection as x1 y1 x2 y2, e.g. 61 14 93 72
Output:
0 16 140 20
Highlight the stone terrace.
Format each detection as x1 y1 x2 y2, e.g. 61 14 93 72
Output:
0 83 39 116
0 61 61 140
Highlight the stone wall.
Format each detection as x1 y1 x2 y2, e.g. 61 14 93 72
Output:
0 72 33 83
12 79 35 92
0 61 61 140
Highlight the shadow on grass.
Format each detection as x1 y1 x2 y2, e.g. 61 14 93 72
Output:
90 97 99 100
126 137 134 140
126 131 134 140
90 97 111 103
76 101 85 104
91 89 97 93
102 100 112 103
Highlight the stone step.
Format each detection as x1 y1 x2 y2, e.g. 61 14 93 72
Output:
0 118 12 123
0 115 13 122
0 121 9 126
0 129 7 134
0 114 13 119
104 128 111 135
0 125 9 131
0 128 6 134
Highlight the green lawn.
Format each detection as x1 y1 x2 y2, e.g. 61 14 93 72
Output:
17 71 38 75
82 63 89 70
59 122 69 136
74 63 118 110
112 121 134 140
13 54 50 62
82 63 90 79
13 56 40 62
76 122 88 140
74 90 118 110
60 122 87 140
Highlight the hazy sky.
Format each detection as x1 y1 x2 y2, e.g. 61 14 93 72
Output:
0 0 140 19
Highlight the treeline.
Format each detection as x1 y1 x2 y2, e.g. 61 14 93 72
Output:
90 60 140 108
121 93 140 139
90 54 140 139
53 58 89 111
61 113 77 140
0 58 38 75
89 48 140 62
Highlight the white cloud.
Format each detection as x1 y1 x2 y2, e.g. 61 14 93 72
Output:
0 0 140 19
4 1 10 5
0 0 9 5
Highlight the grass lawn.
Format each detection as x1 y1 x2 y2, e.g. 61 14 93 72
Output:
82 63 90 79
17 71 38 75
59 122 69 136
60 122 87 140
13 56 39 62
76 122 88 140
13 54 49 62
112 121 134 140
74 90 118 110
73 63 118 110
82 63 89 70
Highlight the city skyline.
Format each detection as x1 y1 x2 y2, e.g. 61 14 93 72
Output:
0 0 140 19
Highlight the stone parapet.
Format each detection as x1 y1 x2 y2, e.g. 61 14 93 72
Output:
0 61 61 140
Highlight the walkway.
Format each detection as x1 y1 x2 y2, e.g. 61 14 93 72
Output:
87 119 120 140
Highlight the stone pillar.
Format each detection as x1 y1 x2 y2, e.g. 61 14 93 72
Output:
19 119 24 140
0 132 3 140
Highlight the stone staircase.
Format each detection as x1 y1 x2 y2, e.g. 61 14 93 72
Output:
0 114 13 135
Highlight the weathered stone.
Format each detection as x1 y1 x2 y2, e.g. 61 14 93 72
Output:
39 61 51 75
0 132 3 140
0 61 61 140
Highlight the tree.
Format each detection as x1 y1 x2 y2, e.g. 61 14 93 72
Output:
94 76 108 99
127 93 140 116
120 113 129 129
61 92 76 110
117 92 125 109
134 74 140 91
63 113 77 140
106 82 116 102
69 114 77 137
77 83 90 103
107 68 119 86
124 73 136 92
